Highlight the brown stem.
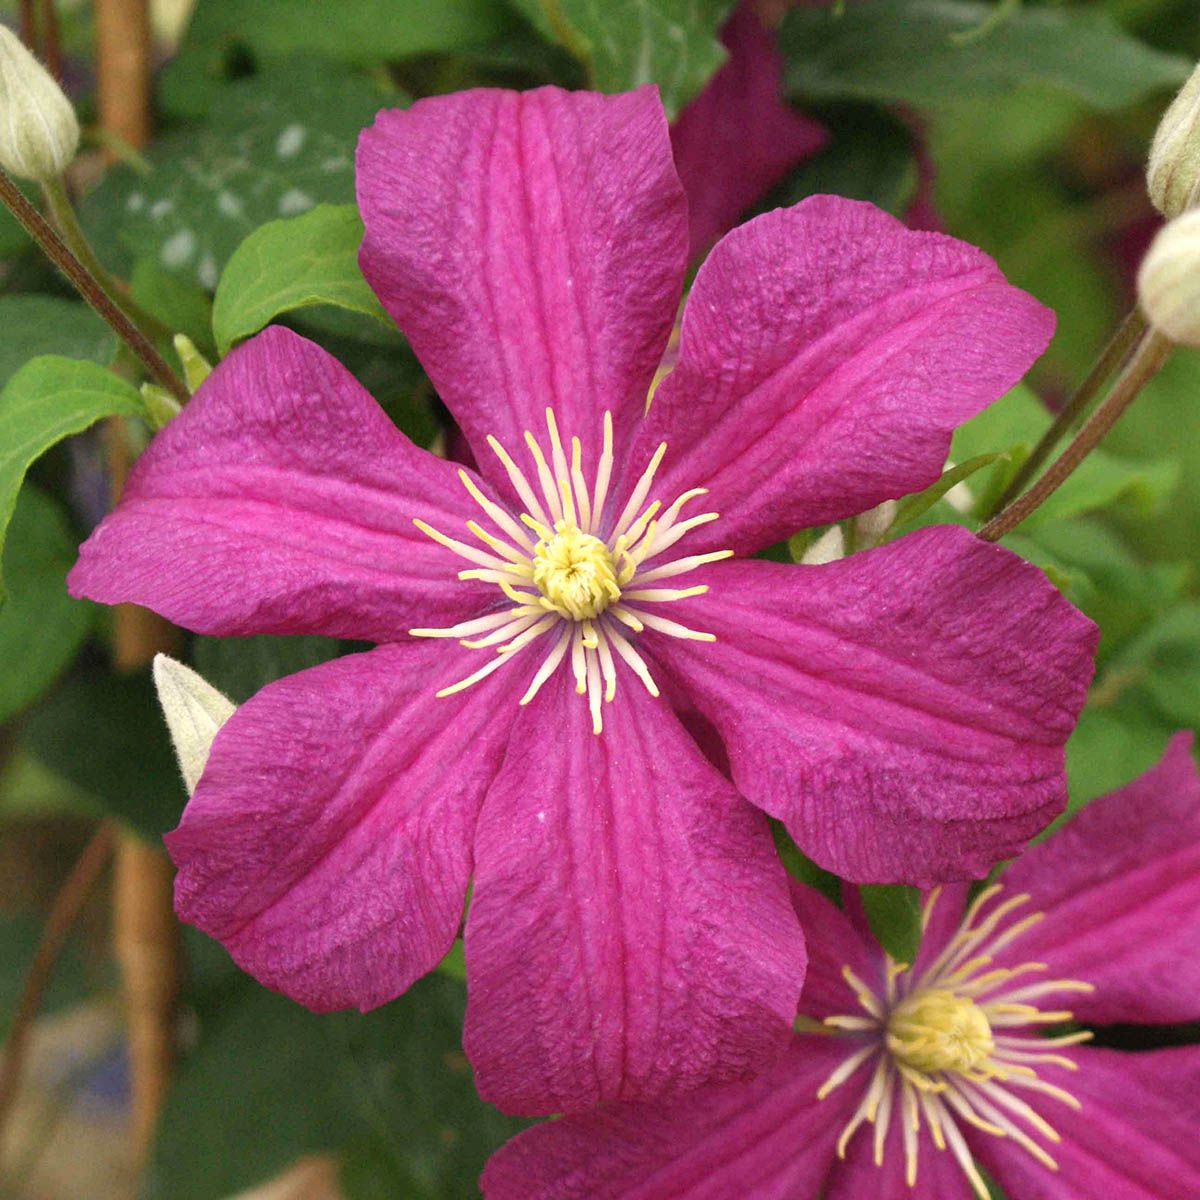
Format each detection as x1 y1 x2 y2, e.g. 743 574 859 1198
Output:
0 823 116 1152
37 0 60 80
40 177 173 344
17 0 35 50
985 307 1147 519
979 328 1172 542
0 169 188 403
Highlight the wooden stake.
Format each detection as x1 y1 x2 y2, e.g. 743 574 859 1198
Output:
94 0 151 155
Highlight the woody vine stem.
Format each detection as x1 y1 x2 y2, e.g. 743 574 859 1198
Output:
0 168 187 403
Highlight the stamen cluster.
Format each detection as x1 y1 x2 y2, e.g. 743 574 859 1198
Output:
411 409 732 732
815 886 1095 1198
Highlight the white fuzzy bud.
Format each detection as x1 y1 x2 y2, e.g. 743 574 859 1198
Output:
854 499 898 542
800 524 845 566
1148 62 1200 218
0 26 79 183
1137 208 1200 347
152 654 236 795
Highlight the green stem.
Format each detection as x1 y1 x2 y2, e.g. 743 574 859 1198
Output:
40 176 171 342
984 307 1146 519
0 168 188 404
978 327 1172 542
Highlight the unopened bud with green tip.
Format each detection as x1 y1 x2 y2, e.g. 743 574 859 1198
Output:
152 654 236 795
140 381 182 430
0 26 79 183
173 333 212 392
1147 62 1200 218
1137 208 1200 348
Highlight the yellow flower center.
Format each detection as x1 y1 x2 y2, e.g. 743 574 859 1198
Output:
408 408 734 733
531 521 620 620
886 987 994 1076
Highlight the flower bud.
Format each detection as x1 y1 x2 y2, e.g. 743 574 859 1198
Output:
799 524 845 566
140 381 182 430
1137 208 1200 347
1147 62 1200 218
152 654 236 795
0 26 79 183
854 499 897 543
173 333 212 392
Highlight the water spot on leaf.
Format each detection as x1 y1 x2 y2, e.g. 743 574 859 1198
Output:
278 188 314 216
216 190 243 219
275 123 307 158
162 229 197 268
197 252 219 290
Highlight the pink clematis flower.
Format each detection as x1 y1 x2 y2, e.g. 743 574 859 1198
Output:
670 2 827 260
69 85 1095 1115
484 734 1200 1199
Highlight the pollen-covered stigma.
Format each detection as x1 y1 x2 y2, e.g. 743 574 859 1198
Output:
410 408 731 733
813 885 1095 1199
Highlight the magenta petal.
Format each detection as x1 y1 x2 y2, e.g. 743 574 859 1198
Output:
481 1037 855 1200
69 326 491 640
789 882 883 1022
825 1115 974 1200
166 641 519 1012
970 1046 1200 1200
670 4 826 261
356 86 688 471
646 526 1097 884
995 733 1200 1024
633 195 1055 555
463 667 805 1115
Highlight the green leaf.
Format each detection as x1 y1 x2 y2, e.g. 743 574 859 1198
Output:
1104 603 1200 733
80 59 394 292
781 0 1189 111
1102 348 1200 560
508 0 735 118
1049 703 1175 839
0 357 143 598
145 959 524 1200
201 0 510 57
1016 518 1189 663
999 530 1094 611
890 453 1003 534
212 205 393 355
0 750 99 823
771 821 840 903
0 486 95 722
160 0 513 116
131 257 217 360
950 385 1178 529
191 633 348 703
434 940 467 984
0 296 114 389
858 884 923 964
767 103 916 218
22 666 185 840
